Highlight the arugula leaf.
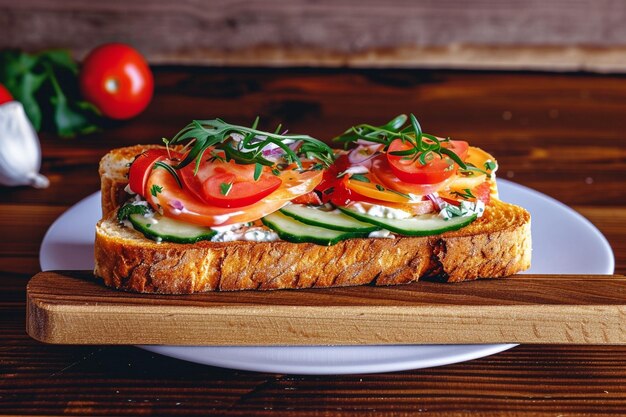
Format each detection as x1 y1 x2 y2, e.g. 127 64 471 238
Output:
168 118 335 171
333 113 467 171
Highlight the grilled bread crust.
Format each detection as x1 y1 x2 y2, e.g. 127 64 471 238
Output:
94 146 531 293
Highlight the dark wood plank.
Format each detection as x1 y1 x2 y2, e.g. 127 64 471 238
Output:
26 271 626 345
3 1 626 71
5 319 626 417
0 205 66 257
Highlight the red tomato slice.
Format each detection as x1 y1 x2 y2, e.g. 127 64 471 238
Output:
345 177 409 203
128 149 171 196
471 181 492 205
147 162 323 226
291 192 322 205
180 160 282 208
315 153 443 207
371 156 449 196
315 154 356 206
441 181 492 206
387 139 468 184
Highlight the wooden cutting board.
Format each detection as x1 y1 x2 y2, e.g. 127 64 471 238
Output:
26 271 626 345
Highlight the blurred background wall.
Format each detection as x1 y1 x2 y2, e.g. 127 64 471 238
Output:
2 0 626 72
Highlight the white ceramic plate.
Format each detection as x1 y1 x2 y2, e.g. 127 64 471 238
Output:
40 180 614 375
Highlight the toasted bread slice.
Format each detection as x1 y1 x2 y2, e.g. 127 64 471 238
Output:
99 144 163 216
94 146 531 293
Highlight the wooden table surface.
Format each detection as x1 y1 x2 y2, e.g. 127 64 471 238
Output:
2 67 626 416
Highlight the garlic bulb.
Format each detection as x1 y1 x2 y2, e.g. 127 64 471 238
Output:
0 101 49 188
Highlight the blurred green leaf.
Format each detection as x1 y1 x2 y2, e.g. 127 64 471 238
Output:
47 64 99 137
38 49 78 74
0 48 101 137
16 72 47 130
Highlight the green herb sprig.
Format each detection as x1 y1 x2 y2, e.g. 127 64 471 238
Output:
333 114 466 170
117 203 151 222
459 160 497 179
450 188 475 200
166 118 335 173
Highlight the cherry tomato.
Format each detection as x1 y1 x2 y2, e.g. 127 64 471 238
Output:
387 139 468 184
147 161 323 226
80 43 153 119
128 149 171 196
0 84 13 105
180 159 282 208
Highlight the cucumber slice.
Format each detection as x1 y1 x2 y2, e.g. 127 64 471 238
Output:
280 204 380 232
262 211 368 245
129 213 217 244
338 207 476 236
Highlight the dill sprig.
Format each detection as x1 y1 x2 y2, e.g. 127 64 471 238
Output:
333 114 467 170
166 118 335 173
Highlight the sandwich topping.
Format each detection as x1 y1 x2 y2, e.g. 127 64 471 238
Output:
118 115 498 245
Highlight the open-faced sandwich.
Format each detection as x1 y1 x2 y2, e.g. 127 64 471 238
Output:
95 115 531 293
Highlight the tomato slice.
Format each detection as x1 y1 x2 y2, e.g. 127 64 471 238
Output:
387 139 468 184
180 160 282 208
291 191 322 205
471 181 492 205
147 162 323 226
371 156 449 196
316 153 444 206
128 149 171 196
315 154 354 206
441 181 492 206
345 177 410 203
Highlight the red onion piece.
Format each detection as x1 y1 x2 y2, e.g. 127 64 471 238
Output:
425 193 445 210
168 199 185 211
348 144 384 165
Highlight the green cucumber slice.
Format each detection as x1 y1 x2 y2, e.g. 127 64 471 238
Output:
129 213 217 244
338 207 476 236
262 211 368 245
280 204 380 232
